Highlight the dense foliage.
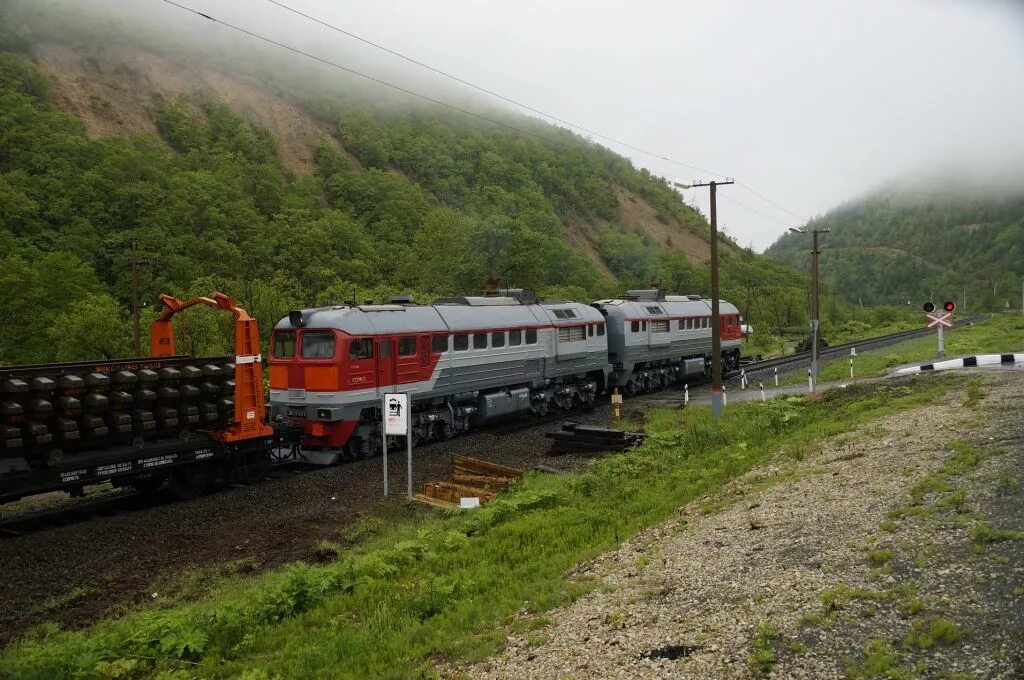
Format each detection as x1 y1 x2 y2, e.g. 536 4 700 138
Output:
0 2 826 365
766 189 1024 311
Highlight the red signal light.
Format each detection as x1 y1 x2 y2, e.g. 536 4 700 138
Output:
943 301 956 312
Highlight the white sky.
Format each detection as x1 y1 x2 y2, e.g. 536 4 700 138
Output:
165 0 1024 250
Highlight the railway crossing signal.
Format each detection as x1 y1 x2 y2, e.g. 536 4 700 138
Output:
923 300 956 358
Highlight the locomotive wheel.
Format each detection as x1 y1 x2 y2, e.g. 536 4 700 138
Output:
46 448 64 467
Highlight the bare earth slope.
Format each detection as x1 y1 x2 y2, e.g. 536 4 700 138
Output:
29 41 716 271
456 371 1023 679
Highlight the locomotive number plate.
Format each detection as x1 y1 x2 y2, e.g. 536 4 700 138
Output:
287 406 306 418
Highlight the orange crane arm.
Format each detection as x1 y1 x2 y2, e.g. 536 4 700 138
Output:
150 292 272 443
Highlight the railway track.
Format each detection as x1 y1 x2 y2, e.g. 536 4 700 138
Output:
0 315 990 535
733 314 990 382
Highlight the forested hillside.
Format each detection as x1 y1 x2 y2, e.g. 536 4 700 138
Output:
766 187 1024 312
0 1 819 365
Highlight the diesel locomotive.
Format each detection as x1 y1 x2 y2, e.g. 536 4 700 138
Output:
269 288 742 463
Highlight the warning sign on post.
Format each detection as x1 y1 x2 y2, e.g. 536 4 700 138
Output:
383 393 409 435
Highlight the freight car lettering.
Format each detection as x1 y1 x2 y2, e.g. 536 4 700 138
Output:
287 406 305 418
60 469 88 483
194 449 214 460
94 360 163 373
96 461 132 476
139 454 177 468
351 375 368 384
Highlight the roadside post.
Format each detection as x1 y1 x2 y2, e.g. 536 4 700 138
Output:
684 383 689 406
807 367 812 392
850 347 856 379
723 386 727 407
759 381 766 402
612 388 622 422
740 369 747 390
774 367 779 387
383 393 410 499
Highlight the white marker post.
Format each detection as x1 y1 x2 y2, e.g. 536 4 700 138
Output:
850 347 856 379
774 367 779 387
759 381 766 402
383 393 409 499
684 383 689 406
807 367 813 392
723 386 728 407
740 369 747 390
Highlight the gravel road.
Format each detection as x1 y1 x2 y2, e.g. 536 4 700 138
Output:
454 371 1024 679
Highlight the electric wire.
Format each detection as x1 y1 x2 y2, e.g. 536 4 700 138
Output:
164 0 809 228
265 0 809 224
264 0 731 178
718 194 797 229
160 0 533 136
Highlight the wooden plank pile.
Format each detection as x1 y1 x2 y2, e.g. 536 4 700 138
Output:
544 422 645 456
415 455 522 509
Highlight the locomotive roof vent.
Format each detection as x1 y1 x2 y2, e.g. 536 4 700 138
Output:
434 296 521 306
389 294 415 305
624 289 665 302
663 294 705 302
499 288 537 305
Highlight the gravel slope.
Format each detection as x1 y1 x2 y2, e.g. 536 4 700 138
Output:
454 371 1024 679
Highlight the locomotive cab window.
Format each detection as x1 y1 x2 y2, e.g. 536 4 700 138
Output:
398 337 417 356
301 331 336 359
473 333 487 349
350 335 374 358
509 329 522 346
273 331 295 358
525 329 538 344
492 331 505 348
432 335 448 354
454 334 469 351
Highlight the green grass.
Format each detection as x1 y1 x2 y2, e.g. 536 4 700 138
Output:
747 620 779 675
0 376 962 680
782 314 1024 385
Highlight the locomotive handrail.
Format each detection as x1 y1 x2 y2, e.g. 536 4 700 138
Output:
150 292 272 443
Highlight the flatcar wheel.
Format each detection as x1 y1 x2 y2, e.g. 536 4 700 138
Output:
169 466 211 500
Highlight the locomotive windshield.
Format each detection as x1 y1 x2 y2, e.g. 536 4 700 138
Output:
272 331 295 358
300 331 335 359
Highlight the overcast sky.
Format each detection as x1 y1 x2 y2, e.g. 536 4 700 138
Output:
160 0 1024 250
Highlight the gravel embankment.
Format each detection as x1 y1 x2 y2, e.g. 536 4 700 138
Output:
455 371 1024 679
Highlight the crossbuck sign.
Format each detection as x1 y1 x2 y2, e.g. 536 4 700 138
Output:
926 312 953 329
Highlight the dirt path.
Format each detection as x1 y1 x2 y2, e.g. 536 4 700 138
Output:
457 371 1024 679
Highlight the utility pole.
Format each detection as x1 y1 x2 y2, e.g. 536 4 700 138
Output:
789 227 830 391
130 239 141 356
676 179 734 420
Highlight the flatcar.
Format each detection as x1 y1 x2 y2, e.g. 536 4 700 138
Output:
268 290 611 464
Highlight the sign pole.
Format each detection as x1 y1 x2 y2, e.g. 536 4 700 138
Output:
383 393 411 499
937 324 945 358
406 405 413 500
382 426 388 498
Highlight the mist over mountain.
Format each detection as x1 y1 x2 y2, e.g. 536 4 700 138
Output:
765 183 1024 312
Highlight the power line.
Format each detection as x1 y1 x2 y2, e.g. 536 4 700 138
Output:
737 181 808 223
719 193 797 229
160 0 534 136
263 0 731 178
165 0 810 227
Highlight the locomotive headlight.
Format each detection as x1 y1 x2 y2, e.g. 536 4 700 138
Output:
317 408 331 420
288 310 305 327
